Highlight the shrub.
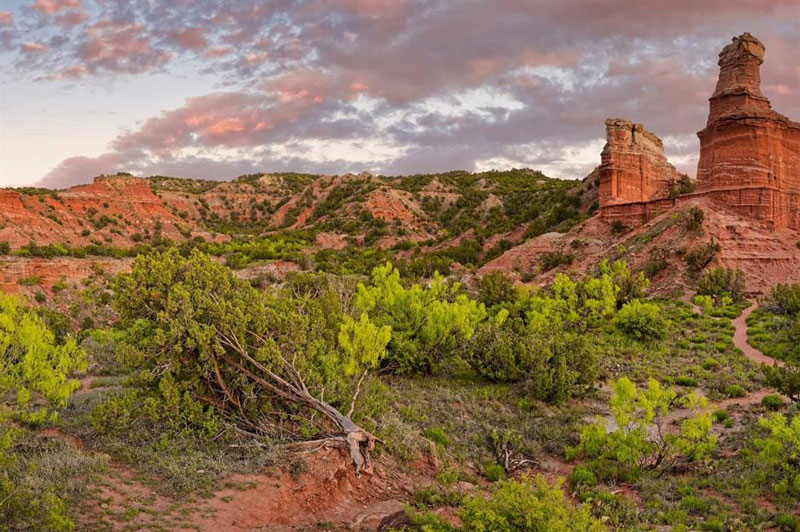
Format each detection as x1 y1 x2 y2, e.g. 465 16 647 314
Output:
615 300 665 341
765 283 800 315
600 259 649 307
763 364 800 402
0 294 86 530
755 414 800 498
477 272 515 307
724 384 747 398
423 427 449 447
456 476 607 531
112 250 391 474
355 263 486 375
465 317 598 404
684 241 721 273
762 394 785 411
697 267 746 302
712 409 730 423
0 241 9 255
540 251 573 271
684 207 705 231
568 378 716 479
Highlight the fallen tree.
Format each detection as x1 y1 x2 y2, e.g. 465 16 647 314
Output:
113 250 390 475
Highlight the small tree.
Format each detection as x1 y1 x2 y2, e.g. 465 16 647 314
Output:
568 378 716 478
355 262 486 374
113 250 390 474
0 294 86 530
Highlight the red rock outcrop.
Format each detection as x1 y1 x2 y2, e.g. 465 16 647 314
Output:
696 33 800 229
598 33 800 230
598 119 681 208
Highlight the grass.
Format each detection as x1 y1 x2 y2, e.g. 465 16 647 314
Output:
747 308 800 363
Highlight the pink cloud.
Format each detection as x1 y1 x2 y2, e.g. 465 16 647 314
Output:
171 27 208 50
22 42 48 53
56 9 88 26
0 11 12 25
31 0 80 15
78 20 170 74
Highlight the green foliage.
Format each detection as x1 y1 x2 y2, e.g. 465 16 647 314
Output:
408 476 607 531
465 316 598 403
355 262 486 374
477 272 515 308
697 268 746 302
763 363 800 402
568 378 716 479
683 207 705 231
423 427 449 447
765 283 800 315
458 476 607 531
724 384 746 398
762 394 784 411
684 241 721 273
755 414 800 498
0 241 9 255
0 294 86 530
111 250 389 443
599 259 650 307
615 300 665 341
540 251 573 271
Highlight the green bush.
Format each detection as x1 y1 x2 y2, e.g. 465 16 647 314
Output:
724 384 747 398
684 241 721 273
112 250 390 474
540 251 573 271
423 427 449 447
762 394 784 411
764 364 800 402
465 317 598 404
477 272 515 307
755 414 800 498
0 294 86 530
765 283 800 315
409 476 607 531
697 267 746 302
0 241 9 255
615 300 666 341
568 378 716 480
355 263 486 374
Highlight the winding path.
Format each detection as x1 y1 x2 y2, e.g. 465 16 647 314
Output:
731 303 784 367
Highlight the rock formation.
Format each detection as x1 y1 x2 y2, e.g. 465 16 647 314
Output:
597 119 683 225
696 33 800 229
598 33 800 230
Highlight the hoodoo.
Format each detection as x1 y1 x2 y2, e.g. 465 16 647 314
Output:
599 33 800 229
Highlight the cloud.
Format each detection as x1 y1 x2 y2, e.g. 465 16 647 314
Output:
0 11 12 25
170 27 208 50
3 0 796 188
31 0 81 16
22 42 48 53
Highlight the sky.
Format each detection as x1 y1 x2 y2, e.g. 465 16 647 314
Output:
0 0 798 189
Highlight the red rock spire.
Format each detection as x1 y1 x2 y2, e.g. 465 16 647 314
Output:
707 33 771 124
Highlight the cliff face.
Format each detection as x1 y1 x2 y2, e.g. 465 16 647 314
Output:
696 33 800 230
597 119 681 207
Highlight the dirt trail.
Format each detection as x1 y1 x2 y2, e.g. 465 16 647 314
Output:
731 303 784 367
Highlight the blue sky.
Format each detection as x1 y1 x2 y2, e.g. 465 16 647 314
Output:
1 0 798 188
